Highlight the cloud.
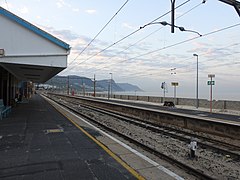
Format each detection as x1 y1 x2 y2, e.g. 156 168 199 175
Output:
38 26 88 54
38 26 121 63
122 23 136 30
72 8 79 12
85 9 96 14
56 0 65 8
0 2 13 10
38 25 238 98
19 6 29 14
56 0 71 8
188 41 238 59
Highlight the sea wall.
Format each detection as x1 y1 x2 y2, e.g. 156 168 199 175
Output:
59 91 240 112
98 94 240 111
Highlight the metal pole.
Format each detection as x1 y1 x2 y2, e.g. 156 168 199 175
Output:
174 85 176 105
67 75 69 95
109 73 112 98
210 76 212 113
93 74 96 97
171 0 176 33
111 74 112 98
108 81 110 100
193 54 199 109
196 55 199 108
163 82 166 102
111 74 113 98
83 83 85 96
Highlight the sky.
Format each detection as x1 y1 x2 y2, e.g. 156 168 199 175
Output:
1 0 240 101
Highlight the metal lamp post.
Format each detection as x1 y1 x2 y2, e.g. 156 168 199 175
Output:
193 54 199 109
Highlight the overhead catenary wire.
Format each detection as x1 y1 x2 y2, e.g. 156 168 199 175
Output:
80 22 240 82
116 59 240 82
65 0 191 74
178 43 240 72
85 1 206 74
148 42 240 76
110 22 240 68
68 0 130 67
91 23 240 80
65 2 240 83
125 51 240 80
77 0 190 64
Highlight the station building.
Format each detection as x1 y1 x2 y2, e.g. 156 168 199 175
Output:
0 6 70 106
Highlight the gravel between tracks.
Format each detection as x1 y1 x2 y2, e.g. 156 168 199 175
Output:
77 104 240 179
54 96 240 179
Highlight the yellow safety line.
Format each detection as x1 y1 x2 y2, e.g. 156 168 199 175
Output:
48 98 145 180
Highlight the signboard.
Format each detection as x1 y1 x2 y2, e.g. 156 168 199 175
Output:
171 82 179 86
208 74 215 78
207 81 215 85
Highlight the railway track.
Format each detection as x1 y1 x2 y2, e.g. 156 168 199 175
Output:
45 93 240 179
49 93 240 154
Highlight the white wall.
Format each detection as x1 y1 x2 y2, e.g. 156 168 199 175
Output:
0 14 68 68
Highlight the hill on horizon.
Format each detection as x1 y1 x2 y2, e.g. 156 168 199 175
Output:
44 75 143 92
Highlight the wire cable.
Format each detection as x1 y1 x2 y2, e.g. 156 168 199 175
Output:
72 0 205 74
66 3 240 82
111 22 240 68
68 0 130 67
92 23 240 80
64 0 191 74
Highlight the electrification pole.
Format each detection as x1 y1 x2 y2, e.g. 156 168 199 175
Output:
93 74 96 97
170 0 176 33
208 74 215 113
109 73 113 98
67 75 69 95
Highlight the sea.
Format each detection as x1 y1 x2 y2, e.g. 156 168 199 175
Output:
98 91 240 102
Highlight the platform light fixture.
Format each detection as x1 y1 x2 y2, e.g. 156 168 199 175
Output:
140 21 202 36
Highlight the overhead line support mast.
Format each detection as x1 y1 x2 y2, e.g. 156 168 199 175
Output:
171 0 176 33
170 0 239 34
219 0 240 17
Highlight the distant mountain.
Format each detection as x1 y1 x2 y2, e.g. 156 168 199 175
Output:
97 80 123 92
117 83 143 92
44 75 142 92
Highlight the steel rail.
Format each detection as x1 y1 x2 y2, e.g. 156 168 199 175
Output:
46 94 216 180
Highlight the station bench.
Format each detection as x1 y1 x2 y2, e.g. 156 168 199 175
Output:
0 99 11 120
163 101 175 107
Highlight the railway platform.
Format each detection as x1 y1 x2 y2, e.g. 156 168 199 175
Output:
0 94 138 179
0 94 184 180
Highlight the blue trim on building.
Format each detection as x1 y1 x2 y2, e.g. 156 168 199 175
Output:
0 6 70 50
